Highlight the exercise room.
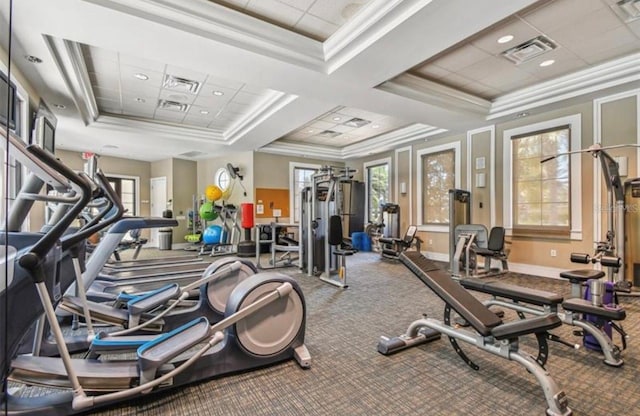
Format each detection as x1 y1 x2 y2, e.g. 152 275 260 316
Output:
2 0 640 415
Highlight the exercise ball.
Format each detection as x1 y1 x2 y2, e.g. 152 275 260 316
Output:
199 202 218 221
205 185 223 202
202 225 223 245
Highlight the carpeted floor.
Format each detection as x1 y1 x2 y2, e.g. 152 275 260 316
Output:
77 249 640 416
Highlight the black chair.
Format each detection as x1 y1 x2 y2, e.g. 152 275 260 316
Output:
380 225 419 260
472 226 508 273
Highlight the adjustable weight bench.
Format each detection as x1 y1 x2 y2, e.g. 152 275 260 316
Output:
460 274 626 367
378 251 571 416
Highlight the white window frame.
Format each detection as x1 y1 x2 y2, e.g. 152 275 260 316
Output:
503 114 582 240
106 173 141 216
289 162 320 223
416 142 461 232
363 157 391 225
214 167 231 194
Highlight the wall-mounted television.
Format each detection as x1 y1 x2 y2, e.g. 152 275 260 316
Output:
33 100 57 154
0 70 17 130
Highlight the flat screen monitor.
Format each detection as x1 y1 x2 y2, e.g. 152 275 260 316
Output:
0 71 17 130
34 101 57 154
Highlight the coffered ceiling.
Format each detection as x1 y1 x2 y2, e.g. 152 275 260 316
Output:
2 0 640 162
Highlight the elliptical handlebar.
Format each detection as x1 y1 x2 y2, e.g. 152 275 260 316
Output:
18 144 93 277
570 252 621 268
61 169 125 251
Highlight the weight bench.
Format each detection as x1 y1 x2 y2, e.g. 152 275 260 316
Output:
378 251 571 416
460 276 626 367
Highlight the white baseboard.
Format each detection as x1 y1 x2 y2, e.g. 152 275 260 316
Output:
171 242 190 250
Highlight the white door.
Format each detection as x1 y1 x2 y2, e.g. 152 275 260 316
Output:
150 176 167 247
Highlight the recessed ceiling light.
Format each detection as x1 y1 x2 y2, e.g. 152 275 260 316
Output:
516 112 529 118
135 98 146 103
497 35 514 44
539 59 555 67
54 104 66 109
332 116 342 121
213 90 224 96
134 73 149 80
307 129 314 133
200 110 210 115
25 55 42 64
371 124 380 129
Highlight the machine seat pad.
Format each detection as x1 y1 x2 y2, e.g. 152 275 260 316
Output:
400 251 502 336
334 249 354 256
473 247 502 257
491 314 562 340
461 278 564 306
379 237 401 244
562 298 626 321
559 269 605 282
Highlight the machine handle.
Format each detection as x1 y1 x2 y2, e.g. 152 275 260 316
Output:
570 253 590 264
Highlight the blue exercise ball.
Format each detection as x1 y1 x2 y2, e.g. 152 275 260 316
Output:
202 225 223 245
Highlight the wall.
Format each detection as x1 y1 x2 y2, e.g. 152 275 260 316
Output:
55 150 152 238
197 151 254 206
171 158 197 243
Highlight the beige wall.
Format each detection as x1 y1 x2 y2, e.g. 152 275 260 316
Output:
197 151 254 206
172 158 197 243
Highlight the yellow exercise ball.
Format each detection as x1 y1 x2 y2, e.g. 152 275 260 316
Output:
205 185 223 202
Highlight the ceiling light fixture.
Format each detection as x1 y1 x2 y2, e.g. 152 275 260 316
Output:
614 0 640 22
516 111 529 118
539 59 555 67
371 124 380 129
307 129 314 133
213 90 224 96
200 110 210 115
54 104 66 109
25 55 42 64
332 116 342 121
135 98 146 103
134 73 149 80
497 35 514 44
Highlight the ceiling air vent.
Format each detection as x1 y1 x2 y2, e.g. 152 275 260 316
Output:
501 35 556 65
318 130 341 138
158 99 190 112
613 0 640 22
179 150 207 158
343 117 371 128
163 74 202 94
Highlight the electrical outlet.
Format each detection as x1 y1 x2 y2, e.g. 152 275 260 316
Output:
550 249 557 257
428 239 433 245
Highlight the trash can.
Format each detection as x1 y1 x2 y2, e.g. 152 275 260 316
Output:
158 229 173 250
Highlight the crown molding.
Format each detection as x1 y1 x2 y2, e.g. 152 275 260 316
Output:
44 35 99 125
323 0 433 73
488 52 640 119
378 73 492 115
95 114 226 142
83 0 430 74
260 124 447 160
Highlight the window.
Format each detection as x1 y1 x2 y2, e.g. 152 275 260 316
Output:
512 126 570 232
503 114 582 240
364 158 390 223
215 167 231 193
289 162 319 223
107 176 138 216
416 142 461 231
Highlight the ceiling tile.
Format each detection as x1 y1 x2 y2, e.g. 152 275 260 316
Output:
330 124 356 133
205 75 245 90
295 13 340 39
119 65 164 88
438 72 476 89
182 116 213 128
93 86 120 101
118 55 166 73
123 108 156 119
629 19 640 38
307 0 365 26
308 120 336 131
155 110 187 122
471 17 541 55
456 56 515 82
224 102 250 113
411 63 451 80
516 47 586 77
159 89 197 105
246 0 305 26
579 41 640 65
192 95 229 109
431 44 492 73
232 91 263 105
238 84 270 95
83 45 118 63
202 83 242 98
565 25 639 61
548 7 625 50
277 0 316 11
86 58 119 75
90 72 120 89
479 68 538 89
522 0 606 34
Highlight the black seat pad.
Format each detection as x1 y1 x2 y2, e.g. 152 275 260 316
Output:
562 298 626 321
400 252 502 336
559 269 605 282
461 278 563 306
491 314 562 340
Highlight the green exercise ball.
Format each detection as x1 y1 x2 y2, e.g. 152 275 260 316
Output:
199 202 218 221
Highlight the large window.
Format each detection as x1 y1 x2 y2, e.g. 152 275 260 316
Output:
423 150 455 224
108 175 138 216
512 126 570 232
417 142 461 231
289 162 319 223
364 158 390 223
503 114 582 240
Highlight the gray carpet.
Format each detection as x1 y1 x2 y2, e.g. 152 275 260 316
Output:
76 249 640 416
